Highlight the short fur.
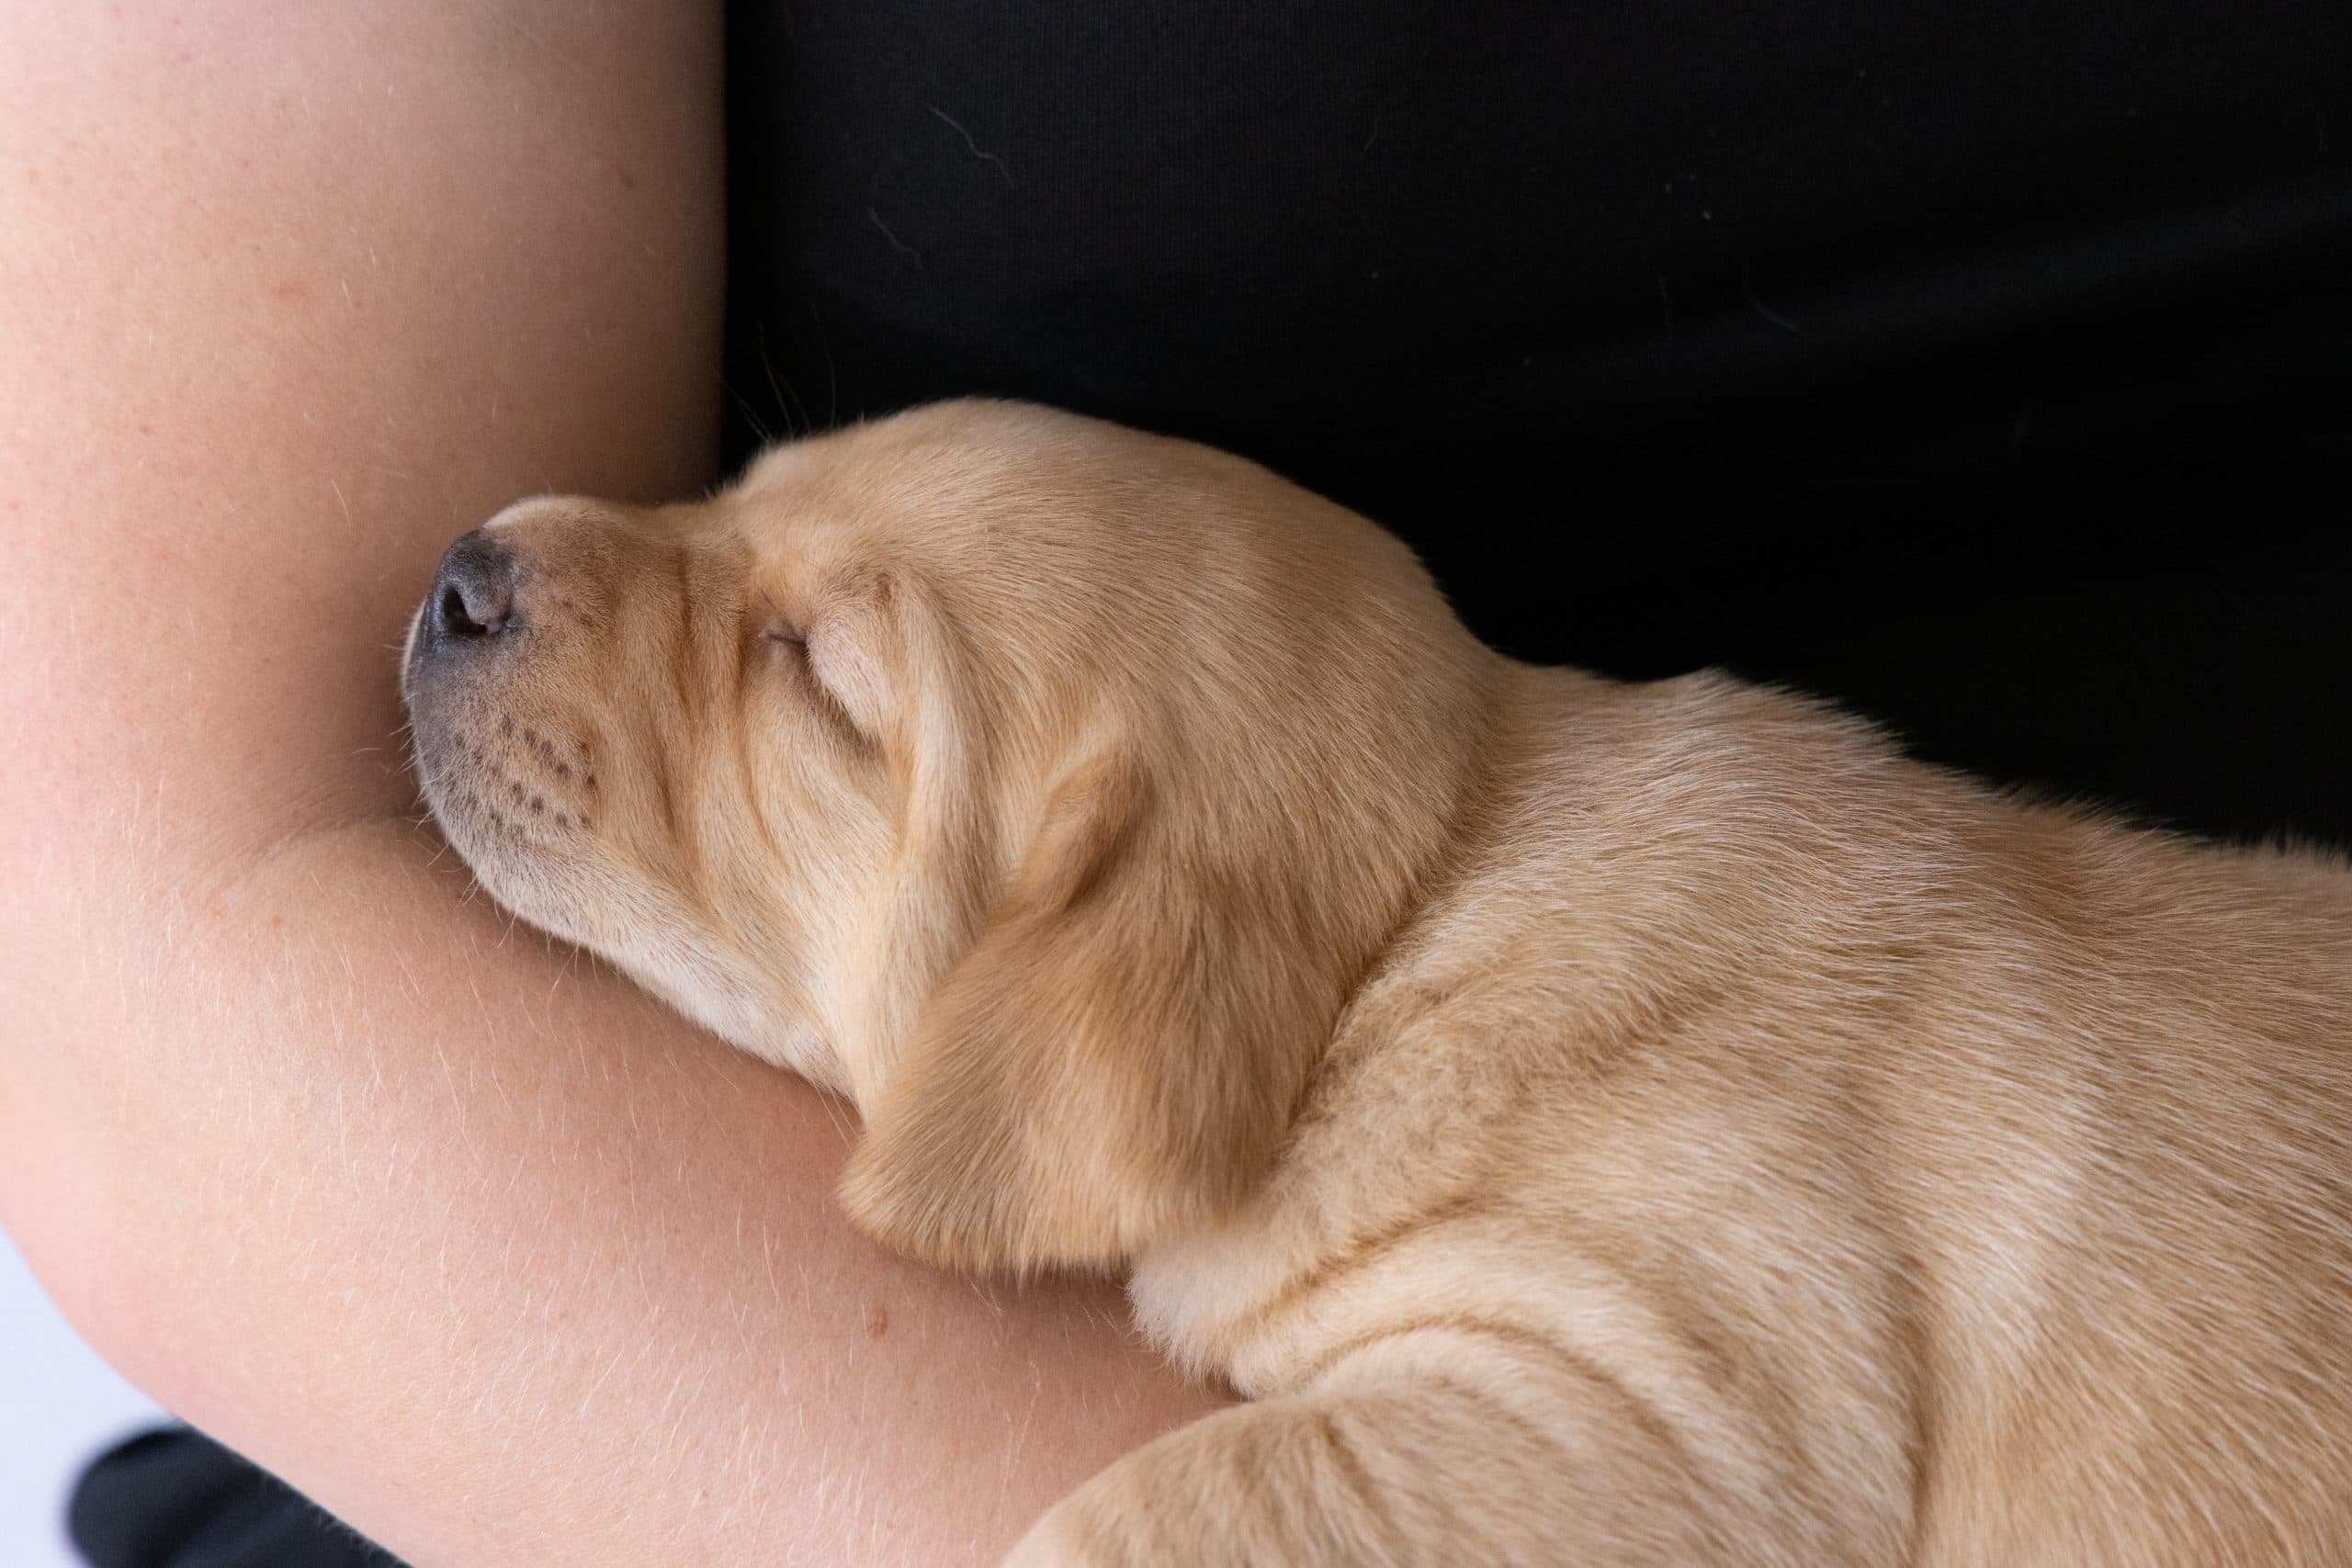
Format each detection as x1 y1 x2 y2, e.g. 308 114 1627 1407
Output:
406 400 2352 1567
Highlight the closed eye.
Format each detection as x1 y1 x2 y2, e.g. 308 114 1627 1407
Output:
762 621 872 752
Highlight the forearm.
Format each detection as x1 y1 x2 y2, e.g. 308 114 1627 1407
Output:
9 821 1196 1566
0 6 1216 1562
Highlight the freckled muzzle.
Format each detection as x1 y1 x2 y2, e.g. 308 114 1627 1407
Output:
404 525 605 856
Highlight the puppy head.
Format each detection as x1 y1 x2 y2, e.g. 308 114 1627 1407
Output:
401 485 905 1096
405 400 1493 1270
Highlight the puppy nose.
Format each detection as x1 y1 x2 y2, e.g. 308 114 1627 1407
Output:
430 530 518 640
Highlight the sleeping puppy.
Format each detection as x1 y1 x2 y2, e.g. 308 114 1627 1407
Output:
401 400 2352 1567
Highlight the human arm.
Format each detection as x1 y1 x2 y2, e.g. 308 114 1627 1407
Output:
0 5 1217 1562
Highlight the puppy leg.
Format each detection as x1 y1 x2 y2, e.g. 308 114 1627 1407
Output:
1003 1359 1726 1568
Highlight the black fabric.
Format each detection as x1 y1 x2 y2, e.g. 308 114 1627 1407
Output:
724 0 2352 847
69 1427 404 1568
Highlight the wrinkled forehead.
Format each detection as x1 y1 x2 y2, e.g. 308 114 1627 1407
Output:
732 425 978 549
484 491 746 564
480 489 825 626
722 403 1393 695
729 401 1152 543
732 413 1193 584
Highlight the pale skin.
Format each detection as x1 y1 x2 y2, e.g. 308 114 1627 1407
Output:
0 5 1219 1564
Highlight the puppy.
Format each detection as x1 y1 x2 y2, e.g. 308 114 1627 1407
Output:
403 400 2352 1566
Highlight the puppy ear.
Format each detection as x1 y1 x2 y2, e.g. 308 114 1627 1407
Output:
840 743 1340 1273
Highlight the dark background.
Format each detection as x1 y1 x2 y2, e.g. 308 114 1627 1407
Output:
721 0 2351 849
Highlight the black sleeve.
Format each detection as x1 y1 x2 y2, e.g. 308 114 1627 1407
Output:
70 1427 406 1568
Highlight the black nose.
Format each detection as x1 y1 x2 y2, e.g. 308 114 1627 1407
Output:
429 531 518 640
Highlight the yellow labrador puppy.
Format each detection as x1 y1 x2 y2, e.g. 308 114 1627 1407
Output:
402 400 2352 1567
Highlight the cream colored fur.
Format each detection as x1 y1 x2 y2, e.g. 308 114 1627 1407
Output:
405 400 2352 1567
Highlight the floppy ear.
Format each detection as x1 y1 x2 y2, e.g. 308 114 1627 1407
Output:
840 743 1344 1273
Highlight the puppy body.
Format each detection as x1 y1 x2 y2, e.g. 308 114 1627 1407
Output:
406 402 2352 1566
1111 663 2352 1566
